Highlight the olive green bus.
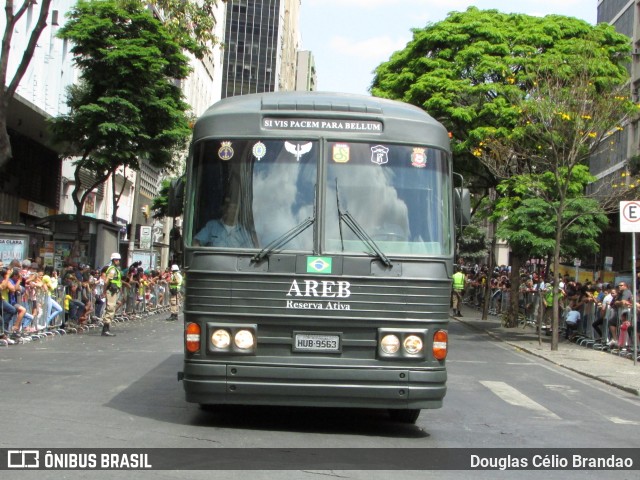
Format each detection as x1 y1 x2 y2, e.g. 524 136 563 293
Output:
177 91 460 424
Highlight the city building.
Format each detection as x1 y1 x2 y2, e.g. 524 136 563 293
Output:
1 0 76 266
221 0 301 98
295 50 317 91
594 0 639 274
0 0 225 269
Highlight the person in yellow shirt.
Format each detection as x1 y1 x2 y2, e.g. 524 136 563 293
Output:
452 267 466 317
102 252 122 337
1 265 19 340
42 266 63 327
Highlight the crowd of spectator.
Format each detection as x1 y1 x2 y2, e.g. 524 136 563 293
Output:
1 257 174 345
456 260 639 357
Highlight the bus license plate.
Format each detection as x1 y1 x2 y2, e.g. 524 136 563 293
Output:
293 333 341 353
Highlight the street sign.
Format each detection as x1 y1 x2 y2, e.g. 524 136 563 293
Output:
619 201 639 366
140 225 152 250
619 201 640 232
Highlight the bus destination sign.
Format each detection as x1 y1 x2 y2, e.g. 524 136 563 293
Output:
263 117 383 133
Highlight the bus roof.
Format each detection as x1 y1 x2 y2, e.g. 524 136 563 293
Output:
193 91 450 150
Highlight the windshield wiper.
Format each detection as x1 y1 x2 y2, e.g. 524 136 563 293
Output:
335 178 345 251
335 179 392 267
251 217 315 263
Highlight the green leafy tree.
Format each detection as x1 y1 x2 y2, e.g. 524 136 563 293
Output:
152 178 172 220
457 220 488 263
152 0 222 59
0 0 221 169
371 7 630 189
49 0 192 225
491 168 608 330
371 8 633 338
151 175 185 219
152 176 185 262
481 49 637 349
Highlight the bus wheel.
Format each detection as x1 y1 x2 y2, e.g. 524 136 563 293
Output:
388 409 420 424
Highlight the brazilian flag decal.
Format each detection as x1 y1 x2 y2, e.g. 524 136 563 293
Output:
307 256 332 274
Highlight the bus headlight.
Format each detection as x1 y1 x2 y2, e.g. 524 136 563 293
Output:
234 329 255 350
381 334 400 354
211 329 231 349
378 328 428 359
403 335 423 354
207 323 257 354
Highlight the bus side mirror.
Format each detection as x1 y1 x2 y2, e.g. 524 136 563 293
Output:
167 177 185 218
454 187 471 227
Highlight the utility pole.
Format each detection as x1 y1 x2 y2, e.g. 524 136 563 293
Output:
127 171 141 267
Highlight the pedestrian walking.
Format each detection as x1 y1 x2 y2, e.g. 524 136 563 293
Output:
102 252 122 337
167 264 183 321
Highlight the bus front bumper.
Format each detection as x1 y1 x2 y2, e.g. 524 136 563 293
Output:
180 361 446 409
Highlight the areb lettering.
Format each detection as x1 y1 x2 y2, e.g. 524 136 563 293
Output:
286 279 351 299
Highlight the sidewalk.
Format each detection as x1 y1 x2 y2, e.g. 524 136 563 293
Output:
453 304 640 397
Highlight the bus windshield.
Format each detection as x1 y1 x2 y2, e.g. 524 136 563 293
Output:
326 142 451 256
190 139 317 249
189 138 450 256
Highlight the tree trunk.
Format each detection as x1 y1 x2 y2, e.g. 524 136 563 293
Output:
506 255 523 328
482 219 498 320
0 0 54 168
551 213 564 351
537 279 545 346
0 107 10 169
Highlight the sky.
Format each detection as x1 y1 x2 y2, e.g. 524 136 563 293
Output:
299 0 598 95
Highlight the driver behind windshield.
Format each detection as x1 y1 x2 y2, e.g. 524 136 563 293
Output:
193 196 253 247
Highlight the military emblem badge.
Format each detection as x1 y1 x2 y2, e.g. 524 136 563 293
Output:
253 141 267 161
332 143 350 163
411 147 426 168
218 141 234 161
370 145 389 165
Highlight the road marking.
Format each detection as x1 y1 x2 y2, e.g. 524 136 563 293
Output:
480 380 560 419
545 384 581 396
607 416 640 425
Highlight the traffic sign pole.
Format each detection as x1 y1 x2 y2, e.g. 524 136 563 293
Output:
633 233 637 367
620 201 639 366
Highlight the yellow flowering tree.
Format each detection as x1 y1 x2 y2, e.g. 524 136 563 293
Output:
477 46 638 350
371 8 634 336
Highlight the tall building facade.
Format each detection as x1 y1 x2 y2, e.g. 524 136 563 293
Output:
1 0 77 226
592 1 637 186
221 0 301 98
1 0 225 268
594 1 640 272
296 50 317 91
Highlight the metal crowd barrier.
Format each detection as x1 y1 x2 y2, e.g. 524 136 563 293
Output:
1 271 176 347
487 287 502 316
49 284 67 333
616 310 639 359
0 280 64 345
545 292 637 360
0 300 8 346
518 290 539 327
114 279 171 322
574 300 596 347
